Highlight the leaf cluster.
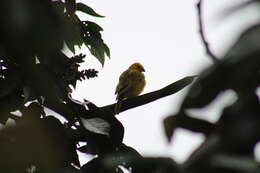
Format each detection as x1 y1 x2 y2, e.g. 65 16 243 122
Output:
2 0 260 173
163 11 260 173
0 0 116 172
0 0 184 172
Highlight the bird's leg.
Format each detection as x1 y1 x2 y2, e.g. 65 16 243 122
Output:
114 100 123 115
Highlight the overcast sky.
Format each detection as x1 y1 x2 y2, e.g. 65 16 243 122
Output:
70 0 260 164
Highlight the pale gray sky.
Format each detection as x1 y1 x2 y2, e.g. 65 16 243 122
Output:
70 0 260 163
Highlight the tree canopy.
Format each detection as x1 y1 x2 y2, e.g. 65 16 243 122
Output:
0 0 260 173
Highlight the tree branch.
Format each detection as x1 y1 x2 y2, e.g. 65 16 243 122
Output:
197 0 219 64
100 76 197 115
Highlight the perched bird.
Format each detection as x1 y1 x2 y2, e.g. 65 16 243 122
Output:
114 62 146 114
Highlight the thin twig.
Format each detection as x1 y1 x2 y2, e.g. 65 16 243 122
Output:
197 0 219 64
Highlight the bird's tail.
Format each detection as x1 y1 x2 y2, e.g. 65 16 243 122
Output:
114 100 122 115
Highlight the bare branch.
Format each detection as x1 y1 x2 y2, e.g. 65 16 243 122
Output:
197 0 219 64
100 76 197 115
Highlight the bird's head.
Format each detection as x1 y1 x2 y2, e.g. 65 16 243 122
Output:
129 62 145 72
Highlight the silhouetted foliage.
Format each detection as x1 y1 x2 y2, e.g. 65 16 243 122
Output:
163 1 260 172
1 0 259 173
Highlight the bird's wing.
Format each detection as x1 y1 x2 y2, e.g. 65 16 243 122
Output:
115 70 133 100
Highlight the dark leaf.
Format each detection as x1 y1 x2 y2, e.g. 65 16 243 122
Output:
217 93 260 152
43 100 75 122
0 69 22 99
81 133 115 155
84 21 104 32
130 157 179 173
181 66 229 109
164 113 214 142
84 101 125 146
77 3 105 18
23 82 38 103
0 95 23 115
52 1 65 15
104 43 111 58
21 102 45 120
181 24 260 109
58 166 84 173
182 60 259 109
163 115 177 142
65 0 76 15
81 158 122 173
77 145 89 153
102 144 142 169
222 24 260 63
89 43 105 66
0 113 11 124
80 21 109 66
0 0 64 56
0 115 79 172
65 39 76 54
64 16 84 54
117 143 142 158
210 154 260 172
43 116 80 167
23 85 32 103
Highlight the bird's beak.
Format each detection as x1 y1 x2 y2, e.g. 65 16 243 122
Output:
141 67 145 72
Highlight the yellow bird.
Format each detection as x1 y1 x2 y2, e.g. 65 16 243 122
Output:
114 62 146 114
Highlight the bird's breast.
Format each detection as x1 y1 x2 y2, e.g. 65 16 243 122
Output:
128 72 146 97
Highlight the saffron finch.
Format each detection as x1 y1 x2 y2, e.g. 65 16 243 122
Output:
114 62 146 114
